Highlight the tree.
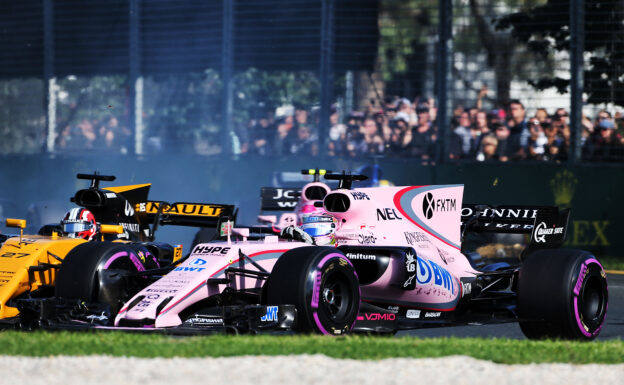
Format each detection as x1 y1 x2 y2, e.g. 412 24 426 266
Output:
466 0 515 106
0 79 45 154
495 0 624 107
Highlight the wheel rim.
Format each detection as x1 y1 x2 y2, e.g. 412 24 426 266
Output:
320 270 353 321
580 274 606 324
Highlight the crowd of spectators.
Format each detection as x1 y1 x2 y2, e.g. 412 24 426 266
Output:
240 97 624 162
449 100 624 162
51 98 624 163
55 115 133 154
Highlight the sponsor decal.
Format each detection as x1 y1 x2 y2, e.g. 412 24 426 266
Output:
187 317 224 325
312 271 322 308
416 258 455 294
137 250 146 263
261 306 279 322
138 201 225 217
395 185 463 250
422 193 456 220
376 208 403 221
568 220 609 247
551 169 577 209
403 251 416 289
190 258 207 266
460 207 538 220
462 282 472 297
86 313 109 322
174 266 206 272
404 231 428 245
424 312 441 318
363 313 396 321
403 275 415 288
387 306 399 312
192 246 231 255
533 222 564 243
273 189 296 200
346 252 376 261
437 248 454 264
478 222 534 230
350 191 370 200
146 288 178 294
105 192 116 198
358 234 377 244
120 222 139 232
272 189 298 208
405 251 416 273
135 300 152 309
124 201 135 217
406 309 421 319
574 263 588 295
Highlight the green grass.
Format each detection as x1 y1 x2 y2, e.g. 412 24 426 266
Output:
600 256 624 271
0 331 622 364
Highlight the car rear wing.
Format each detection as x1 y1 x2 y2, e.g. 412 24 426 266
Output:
260 187 301 211
260 169 333 211
462 204 570 250
461 204 570 234
136 201 236 227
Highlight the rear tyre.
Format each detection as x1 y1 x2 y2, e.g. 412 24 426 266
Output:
55 242 149 316
517 249 608 340
265 246 360 335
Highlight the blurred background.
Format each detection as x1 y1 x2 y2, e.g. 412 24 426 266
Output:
0 0 622 256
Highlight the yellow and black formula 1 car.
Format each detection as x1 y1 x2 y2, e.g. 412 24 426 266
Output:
0 172 234 327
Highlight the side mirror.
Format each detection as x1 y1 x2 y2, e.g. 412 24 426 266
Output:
6 218 26 229
6 218 27 242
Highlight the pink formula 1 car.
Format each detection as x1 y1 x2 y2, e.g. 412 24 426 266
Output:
37 173 610 340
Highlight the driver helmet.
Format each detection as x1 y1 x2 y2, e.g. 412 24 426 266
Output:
300 214 336 245
61 208 97 240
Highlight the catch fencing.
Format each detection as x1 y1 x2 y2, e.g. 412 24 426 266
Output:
0 0 622 163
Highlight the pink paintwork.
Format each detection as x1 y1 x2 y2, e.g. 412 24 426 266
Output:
115 183 482 328
328 185 478 311
115 240 305 327
294 182 331 224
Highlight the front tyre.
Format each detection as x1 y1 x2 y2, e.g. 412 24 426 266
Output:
56 242 151 316
265 246 360 335
517 249 608 340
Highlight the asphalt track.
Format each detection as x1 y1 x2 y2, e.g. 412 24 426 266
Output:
397 273 623 340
